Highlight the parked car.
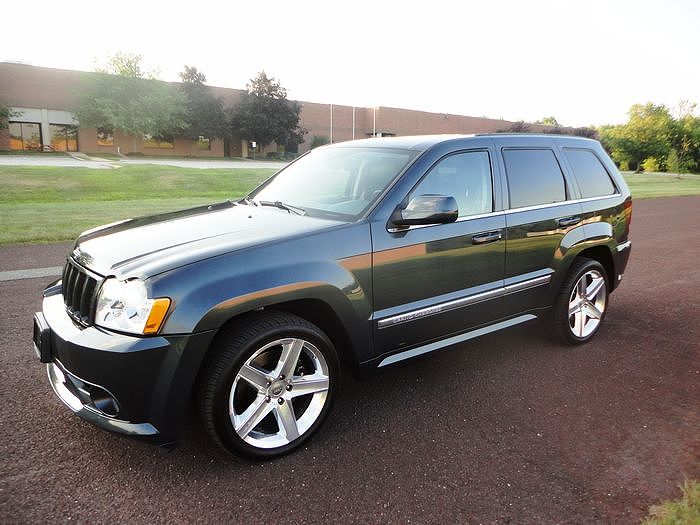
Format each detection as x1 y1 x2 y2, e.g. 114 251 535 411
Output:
33 134 632 459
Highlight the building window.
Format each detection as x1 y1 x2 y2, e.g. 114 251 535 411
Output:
9 121 42 151
196 136 211 150
50 124 79 152
96 128 114 146
143 134 174 149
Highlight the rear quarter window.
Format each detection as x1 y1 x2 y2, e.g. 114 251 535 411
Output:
502 148 567 208
564 148 617 198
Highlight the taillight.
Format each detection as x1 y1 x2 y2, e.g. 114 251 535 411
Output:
623 198 633 226
623 198 633 237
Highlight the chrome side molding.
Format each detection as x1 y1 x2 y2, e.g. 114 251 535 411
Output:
378 314 538 367
377 274 550 329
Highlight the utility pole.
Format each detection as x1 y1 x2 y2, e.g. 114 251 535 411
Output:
330 104 333 143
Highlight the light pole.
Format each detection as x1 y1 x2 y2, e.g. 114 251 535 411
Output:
373 106 376 137
352 106 355 140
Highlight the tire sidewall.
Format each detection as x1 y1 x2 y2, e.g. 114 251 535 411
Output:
210 320 339 460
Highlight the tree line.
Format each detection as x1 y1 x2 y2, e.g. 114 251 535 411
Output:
74 53 305 156
598 102 700 173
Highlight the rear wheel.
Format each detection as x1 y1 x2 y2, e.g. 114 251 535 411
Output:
551 258 609 344
197 312 339 459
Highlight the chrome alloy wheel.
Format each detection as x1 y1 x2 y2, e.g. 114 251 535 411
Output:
568 269 607 338
229 338 330 449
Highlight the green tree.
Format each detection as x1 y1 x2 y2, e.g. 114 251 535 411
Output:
179 65 207 85
178 65 226 154
96 52 158 79
228 71 305 151
0 104 18 130
669 101 700 173
537 116 560 127
599 103 675 171
75 54 187 151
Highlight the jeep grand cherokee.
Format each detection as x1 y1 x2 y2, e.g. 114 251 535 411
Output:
33 134 632 459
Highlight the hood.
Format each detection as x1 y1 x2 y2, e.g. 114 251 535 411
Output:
71 201 343 279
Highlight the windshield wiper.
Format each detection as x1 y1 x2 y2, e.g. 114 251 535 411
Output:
257 200 306 216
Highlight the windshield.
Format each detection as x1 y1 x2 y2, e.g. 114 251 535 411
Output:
249 146 419 220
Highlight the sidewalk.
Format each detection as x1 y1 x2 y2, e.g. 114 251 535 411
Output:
0 154 287 170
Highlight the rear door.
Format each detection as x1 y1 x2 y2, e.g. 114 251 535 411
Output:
493 137 584 316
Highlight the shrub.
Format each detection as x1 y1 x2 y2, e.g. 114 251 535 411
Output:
641 156 661 173
666 149 681 173
309 135 330 149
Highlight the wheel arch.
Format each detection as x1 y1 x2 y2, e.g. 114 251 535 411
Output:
196 294 364 383
574 244 616 292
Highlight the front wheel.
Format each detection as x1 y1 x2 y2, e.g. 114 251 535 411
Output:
197 312 339 459
551 258 609 345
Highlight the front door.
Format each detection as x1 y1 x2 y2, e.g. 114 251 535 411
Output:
371 149 506 356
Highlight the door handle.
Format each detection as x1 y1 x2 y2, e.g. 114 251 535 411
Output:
472 231 502 244
557 216 582 227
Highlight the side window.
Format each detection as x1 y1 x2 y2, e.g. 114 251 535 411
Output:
564 148 616 198
503 149 567 208
411 151 493 217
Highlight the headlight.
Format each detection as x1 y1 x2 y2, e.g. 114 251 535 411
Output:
95 278 171 335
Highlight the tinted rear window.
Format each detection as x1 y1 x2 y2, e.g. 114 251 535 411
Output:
503 149 566 208
564 148 616 198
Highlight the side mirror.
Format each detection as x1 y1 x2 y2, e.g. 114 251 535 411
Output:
391 194 458 227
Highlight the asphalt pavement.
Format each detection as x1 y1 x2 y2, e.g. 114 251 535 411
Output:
0 196 698 523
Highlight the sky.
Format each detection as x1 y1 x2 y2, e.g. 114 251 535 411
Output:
2 0 698 127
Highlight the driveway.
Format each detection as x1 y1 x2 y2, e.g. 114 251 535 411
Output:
0 196 698 523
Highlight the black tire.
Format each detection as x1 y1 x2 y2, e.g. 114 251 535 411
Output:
550 257 609 345
196 311 339 460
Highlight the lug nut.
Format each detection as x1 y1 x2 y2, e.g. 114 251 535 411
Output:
279 374 285 380
286 384 292 391
266 381 271 387
265 396 271 403
278 398 284 405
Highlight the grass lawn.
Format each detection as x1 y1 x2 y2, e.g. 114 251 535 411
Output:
621 171 700 199
1 165 699 245
0 165 275 245
643 479 699 525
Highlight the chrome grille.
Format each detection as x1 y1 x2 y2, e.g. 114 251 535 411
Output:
62 259 101 325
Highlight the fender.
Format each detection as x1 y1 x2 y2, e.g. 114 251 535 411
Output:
545 223 616 306
193 265 370 360
148 227 373 364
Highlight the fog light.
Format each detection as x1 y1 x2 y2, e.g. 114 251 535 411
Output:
89 388 119 417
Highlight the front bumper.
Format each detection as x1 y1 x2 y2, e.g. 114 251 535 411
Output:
47 359 159 437
35 293 216 446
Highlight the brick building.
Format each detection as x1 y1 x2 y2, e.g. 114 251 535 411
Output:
0 62 543 157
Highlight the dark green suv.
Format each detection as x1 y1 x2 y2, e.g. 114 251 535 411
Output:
33 134 632 459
